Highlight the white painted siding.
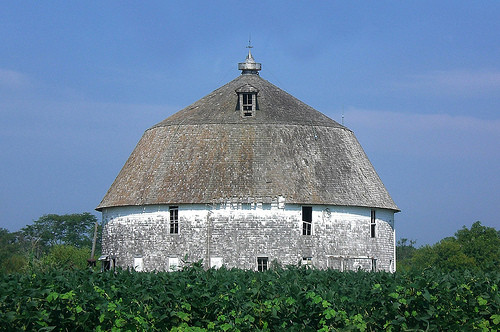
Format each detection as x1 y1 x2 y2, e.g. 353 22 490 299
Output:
102 203 395 272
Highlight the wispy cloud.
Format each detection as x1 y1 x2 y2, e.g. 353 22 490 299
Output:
345 108 500 160
393 69 500 96
0 68 30 89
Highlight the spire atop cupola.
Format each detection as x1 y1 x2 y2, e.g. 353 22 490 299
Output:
238 43 261 75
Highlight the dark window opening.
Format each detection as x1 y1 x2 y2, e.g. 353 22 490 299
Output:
371 258 377 272
102 259 110 271
236 84 259 118
302 257 312 266
257 257 268 271
170 206 179 234
100 257 116 272
242 93 253 110
302 206 312 235
370 210 376 238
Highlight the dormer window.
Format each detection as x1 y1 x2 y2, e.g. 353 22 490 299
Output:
243 93 253 110
236 84 259 118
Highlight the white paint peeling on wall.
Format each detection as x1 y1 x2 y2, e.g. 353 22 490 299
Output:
102 203 395 272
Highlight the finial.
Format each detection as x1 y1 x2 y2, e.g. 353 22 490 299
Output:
238 40 261 75
247 35 253 49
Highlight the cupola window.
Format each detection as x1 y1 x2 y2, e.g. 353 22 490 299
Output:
243 93 253 110
236 84 259 117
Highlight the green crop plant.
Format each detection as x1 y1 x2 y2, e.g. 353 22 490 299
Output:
0 265 498 331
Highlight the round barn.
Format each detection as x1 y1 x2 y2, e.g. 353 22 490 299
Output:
96 50 399 272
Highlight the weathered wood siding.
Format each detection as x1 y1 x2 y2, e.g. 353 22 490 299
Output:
102 202 395 272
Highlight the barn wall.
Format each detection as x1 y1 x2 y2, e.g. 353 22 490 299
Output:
101 203 395 272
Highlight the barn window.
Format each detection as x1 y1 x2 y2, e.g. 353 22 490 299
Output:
236 84 259 117
371 258 377 272
99 255 116 272
210 257 223 269
170 206 179 234
257 257 268 271
243 93 253 110
370 210 376 238
240 93 256 117
302 257 312 267
302 206 312 235
134 257 144 272
168 257 179 271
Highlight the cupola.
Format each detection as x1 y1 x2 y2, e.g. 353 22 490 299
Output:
238 49 261 75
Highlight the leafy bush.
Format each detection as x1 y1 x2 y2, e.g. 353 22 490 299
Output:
0 265 498 331
42 245 91 270
0 255 27 274
397 222 500 273
0 228 29 273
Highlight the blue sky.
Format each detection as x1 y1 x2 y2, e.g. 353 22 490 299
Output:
1 2 499 245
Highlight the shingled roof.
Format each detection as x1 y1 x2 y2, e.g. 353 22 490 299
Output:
97 53 399 212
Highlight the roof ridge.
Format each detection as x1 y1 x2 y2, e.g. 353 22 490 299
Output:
151 74 343 128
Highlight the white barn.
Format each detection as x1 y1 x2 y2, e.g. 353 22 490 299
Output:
97 50 399 272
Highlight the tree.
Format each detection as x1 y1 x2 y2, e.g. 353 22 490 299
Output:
454 221 500 271
42 245 92 270
22 213 99 255
396 238 417 271
404 221 499 272
0 213 102 273
410 237 476 272
0 228 29 273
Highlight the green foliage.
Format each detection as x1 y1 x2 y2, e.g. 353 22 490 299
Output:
411 238 477 272
398 221 499 272
1 213 102 273
41 245 92 270
395 238 417 271
1 255 27 274
0 266 498 331
455 221 500 270
0 228 29 273
22 213 99 254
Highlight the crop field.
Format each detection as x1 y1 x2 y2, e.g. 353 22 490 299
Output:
0 264 499 331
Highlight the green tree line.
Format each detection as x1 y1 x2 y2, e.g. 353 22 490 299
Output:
1 215 498 274
0 213 101 273
397 221 500 272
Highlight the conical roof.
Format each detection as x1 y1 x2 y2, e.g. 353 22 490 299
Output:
97 57 399 211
